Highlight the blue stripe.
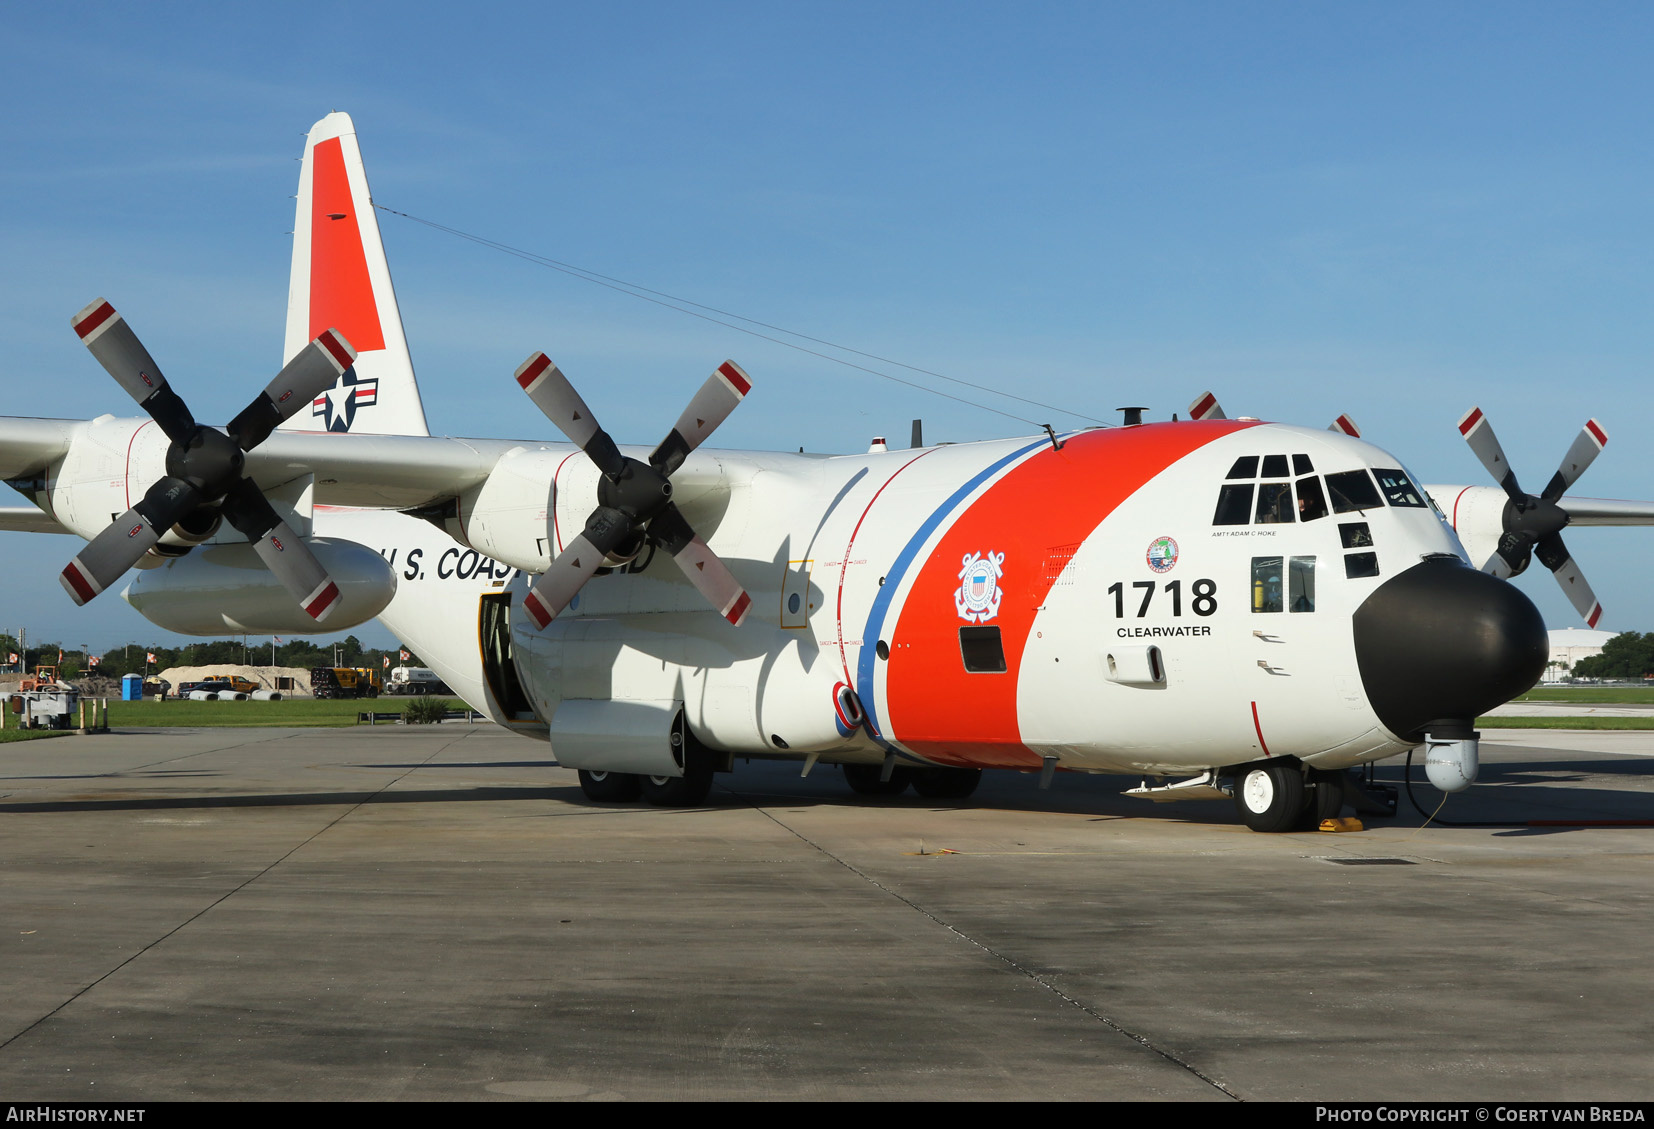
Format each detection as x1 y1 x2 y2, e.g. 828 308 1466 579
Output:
855 437 1050 753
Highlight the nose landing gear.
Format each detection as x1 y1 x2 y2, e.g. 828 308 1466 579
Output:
1231 761 1361 832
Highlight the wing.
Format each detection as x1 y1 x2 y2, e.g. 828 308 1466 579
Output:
1551 496 1654 527
0 506 70 534
0 417 76 479
0 414 741 530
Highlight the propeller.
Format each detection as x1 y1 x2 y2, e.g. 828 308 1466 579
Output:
1457 405 1608 627
1188 391 1226 421
514 352 753 630
59 298 355 622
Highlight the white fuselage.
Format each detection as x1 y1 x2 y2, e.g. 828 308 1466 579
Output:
303 419 1469 780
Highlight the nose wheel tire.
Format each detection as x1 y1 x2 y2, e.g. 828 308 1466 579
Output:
579 770 641 803
1235 762 1307 833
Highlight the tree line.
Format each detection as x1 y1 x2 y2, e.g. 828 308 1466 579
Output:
0 634 420 681
1571 632 1654 680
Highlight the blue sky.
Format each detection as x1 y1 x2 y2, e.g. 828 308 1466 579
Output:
2 2 1651 650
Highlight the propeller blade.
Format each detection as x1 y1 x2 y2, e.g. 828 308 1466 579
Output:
648 503 751 626
650 360 753 476
1187 391 1226 422
227 328 357 451
521 506 635 630
1536 532 1603 628
58 476 203 605
1457 406 1525 505
1484 532 1531 579
71 298 197 444
1329 414 1361 437
220 479 341 622
1540 419 1608 503
515 353 625 480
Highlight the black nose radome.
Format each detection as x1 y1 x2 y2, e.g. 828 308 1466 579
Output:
1352 556 1548 743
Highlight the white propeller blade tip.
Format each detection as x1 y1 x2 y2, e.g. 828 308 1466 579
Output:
723 590 752 627
716 360 752 398
522 589 555 630
515 352 556 392
60 561 101 606
301 580 342 622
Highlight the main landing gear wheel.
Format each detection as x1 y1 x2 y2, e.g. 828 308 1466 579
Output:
843 764 913 796
579 770 641 803
639 765 714 808
1307 770 1345 824
911 767 982 800
1234 762 1307 833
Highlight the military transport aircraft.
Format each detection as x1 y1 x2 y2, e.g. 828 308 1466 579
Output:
4 112 1652 832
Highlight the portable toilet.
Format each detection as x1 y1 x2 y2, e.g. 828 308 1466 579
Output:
121 674 143 701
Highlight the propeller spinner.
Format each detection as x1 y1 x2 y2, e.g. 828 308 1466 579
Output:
515 353 753 630
1457 405 1608 628
60 298 355 622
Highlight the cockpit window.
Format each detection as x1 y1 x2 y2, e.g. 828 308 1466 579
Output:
1289 557 1316 612
1261 454 1289 478
1339 521 1373 548
1325 470 1384 513
1293 454 1314 475
1226 456 1259 479
1251 557 1284 612
1255 483 1295 524
1296 476 1328 522
1373 468 1426 508
1213 483 1254 525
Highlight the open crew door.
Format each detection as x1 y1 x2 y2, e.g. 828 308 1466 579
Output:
479 591 537 720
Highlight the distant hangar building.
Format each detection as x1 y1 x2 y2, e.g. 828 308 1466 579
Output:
1544 628 1619 683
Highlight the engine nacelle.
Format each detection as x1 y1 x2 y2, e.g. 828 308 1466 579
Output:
123 537 395 635
1430 484 1505 572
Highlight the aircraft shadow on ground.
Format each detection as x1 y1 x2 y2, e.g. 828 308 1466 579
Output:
2 759 1649 828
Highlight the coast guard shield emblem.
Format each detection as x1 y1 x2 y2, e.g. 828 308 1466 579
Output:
955 550 1005 624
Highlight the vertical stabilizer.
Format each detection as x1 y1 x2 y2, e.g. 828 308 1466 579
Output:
283 112 429 437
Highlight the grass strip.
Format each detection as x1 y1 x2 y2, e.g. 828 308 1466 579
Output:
0 728 76 743
1517 687 1654 704
1477 716 1654 730
103 698 371 728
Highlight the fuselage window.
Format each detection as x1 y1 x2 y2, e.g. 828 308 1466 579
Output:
1292 454 1314 475
1226 456 1260 479
1339 521 1373 548
959 626 1007 673
1213 483 1255 525
1373 468 1426 508
1289 556 1316 612
1261 454 1290 478
1325 470 1384 513
1345 552 1380 579
1255 483 1294 524
1251 556 1284 612
1296 476 1328 522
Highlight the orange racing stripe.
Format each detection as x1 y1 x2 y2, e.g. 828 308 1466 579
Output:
884 421 1251 768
